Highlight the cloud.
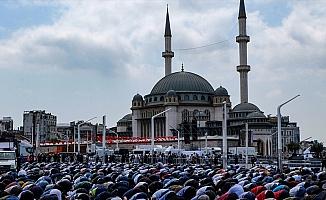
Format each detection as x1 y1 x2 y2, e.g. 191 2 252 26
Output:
0 0 325 140
250 1 326 82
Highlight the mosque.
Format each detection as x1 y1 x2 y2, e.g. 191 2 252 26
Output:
116 0 300 156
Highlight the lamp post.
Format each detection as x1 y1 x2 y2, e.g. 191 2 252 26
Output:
35 124 40 155
245 123 248 168
78 117 97 153
222 101 228 169
66 130 69 153
151 108 171 163
277 94 300 172
110 130 119 151
102 115 106 150
196 110 205 151
169 125 180 154
205 132 208 155
73 126 76 153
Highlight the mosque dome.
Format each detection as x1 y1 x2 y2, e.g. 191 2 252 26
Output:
214 86 228 96
232 102 260 112
166 90 177 97
132 94 143 101
118 114 132 123
246 111 266 118
150 71 214 95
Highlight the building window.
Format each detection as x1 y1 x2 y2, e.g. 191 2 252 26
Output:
193 110 199 119
193 95 198 100
138 102 140 106
133 102 136 106
169 98 171 102
185 95 189 101
201 96 205 100
204 109 210 120
149 98 152 102
160 96 164 101
182 109 189 122
154 97 157 101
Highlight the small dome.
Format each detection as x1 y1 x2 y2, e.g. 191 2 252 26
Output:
247 111 266 118
232 102 260 112
118 114 132 122
132 94 143 101
214 86 228 96
166 90 177 97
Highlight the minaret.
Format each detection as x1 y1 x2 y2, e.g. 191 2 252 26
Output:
162 5 174 76
236 0 250 103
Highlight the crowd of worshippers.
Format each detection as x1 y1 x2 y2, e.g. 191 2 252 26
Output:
23 152 224 167
1 160 326 200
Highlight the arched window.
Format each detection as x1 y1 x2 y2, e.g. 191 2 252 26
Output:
133 102 136 106
138 102 140 106
184 95 190 101
193 110 199 118
193 95 198 100
201 95 205 100
154 97 157 101
149 98 152 102
160 96 164 101
182 109 189 122
169 98 171 102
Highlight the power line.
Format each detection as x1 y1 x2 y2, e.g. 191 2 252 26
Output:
174 22 238 52
175 39 231 51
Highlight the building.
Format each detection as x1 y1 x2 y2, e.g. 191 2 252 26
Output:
120 0 300 155
23 110 57 144
56 121 105 144
0 117 13 132
270 116 300 156
116 114 132 137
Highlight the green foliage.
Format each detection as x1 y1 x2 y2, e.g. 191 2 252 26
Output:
310 141 324 158
287 141 300 154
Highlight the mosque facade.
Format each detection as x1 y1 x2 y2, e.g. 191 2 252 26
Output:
117 0 300 156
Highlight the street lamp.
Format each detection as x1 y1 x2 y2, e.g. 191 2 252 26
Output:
102 115 106 151
169 125 180 154
195 110 205 150
66 130 70 153
151 108 171 162
245 123 248 168
205 132 208 155
73 126 76 153
110 130 119 151
277 94 300 172
78 116 97 153
222 101 228 169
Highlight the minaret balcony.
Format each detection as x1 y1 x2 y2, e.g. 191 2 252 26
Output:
237 65 251 72
162 51 174 58
236 35 250 43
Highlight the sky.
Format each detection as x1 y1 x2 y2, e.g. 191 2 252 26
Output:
0 0 325 142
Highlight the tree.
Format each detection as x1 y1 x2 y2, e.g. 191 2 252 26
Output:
310 141 324 158
287 142 300 154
